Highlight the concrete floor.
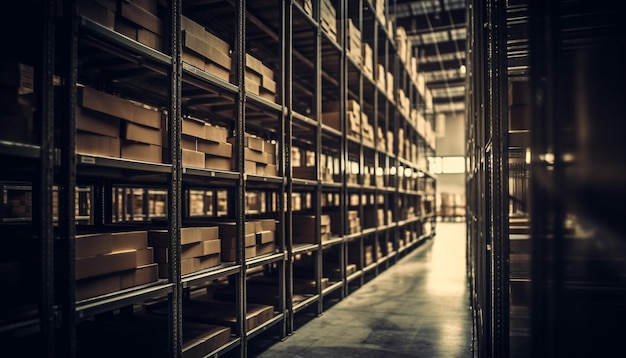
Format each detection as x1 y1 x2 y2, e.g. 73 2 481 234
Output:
253 222 472 358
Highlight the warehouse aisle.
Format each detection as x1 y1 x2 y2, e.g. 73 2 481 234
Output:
254 222 472 357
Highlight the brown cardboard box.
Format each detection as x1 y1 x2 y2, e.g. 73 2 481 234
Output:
242 159 257 174
205 62 230 82
75 232 113 259
260 219 276 231
221 246 257 261
257 241 276 256
79 0 115 28
122 121 162 146
111 231 148 251
130 0 157 14
181 15 205 36
136 248 154 266
183 49 206 70
114 18 137 38
293 166 317 180
322 111 341 131
137 28 162 51
221 233 256 249
76 131 120 157
181 242 205 259
256 230 275 245
202 239 221 256
76 107 121 138
204 124 229 143
197 253 221 270
149 227 207 247
218 221 256 237
182 148 205 168
258 163 278 176
120 140 162 162
75 249 138 280
183 30 231 70
182 117 207 139
128 102 162 129
181 135 197 151
120 263 158 289
182 323 231 358
78 86 133 120
197 140 232 158
205 156 232 171
199 226 219 240
120 1 162 35
76 273 121 300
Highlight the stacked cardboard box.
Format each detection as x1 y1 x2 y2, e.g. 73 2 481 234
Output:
76 85 164 162
375 0 386 27
148 227 221 278
217 221 256 261
386 71 394 99
181 295 275 331
364 244 374 266
293 277 330 294
376 64 386 93
376 127 386 152
425 88 433 111
181 16 232 82
322 99 361 141
327 210 360 235
255 219 278 256
0 61 36 144
361 112 375 147
397 88 411 119
79 0 116 29
509 80 529 131
114 0 163 51
228 134 277 175
341 18 362 65
76 231 159 300
363 43 374 79
321 0 337 42
417 73 426 98
292 214 331 244
230 53 277 102
181 117 232 171
323 262 357 281
397 128 405 158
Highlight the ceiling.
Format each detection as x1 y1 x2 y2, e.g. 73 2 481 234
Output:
394 0 467 115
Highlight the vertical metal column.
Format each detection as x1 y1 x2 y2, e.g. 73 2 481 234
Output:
279 0 291 340
314 0 324 316
487 0 509 356
39 1 56 356
168 1 183 357
55 0 78 356
283 0 295 336
234 1 247 356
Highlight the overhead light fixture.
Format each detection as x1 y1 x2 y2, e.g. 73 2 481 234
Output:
459 64 467 75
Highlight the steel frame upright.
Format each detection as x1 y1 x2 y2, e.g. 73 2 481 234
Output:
314 0 324 317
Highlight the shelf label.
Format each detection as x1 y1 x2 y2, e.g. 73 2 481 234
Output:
80 156 96 165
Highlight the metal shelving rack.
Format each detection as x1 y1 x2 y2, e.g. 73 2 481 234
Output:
0 1 437 357
469 0 626 357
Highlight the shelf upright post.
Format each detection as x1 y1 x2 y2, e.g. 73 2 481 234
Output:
314 0 324 317
54 0 78 356
166 0 183 357
37 1 57 356
283 0 294 336
234 1 248 356
487 0 510 356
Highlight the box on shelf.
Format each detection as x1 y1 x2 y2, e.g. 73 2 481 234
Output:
120 140 162 163
182 148 206 168
79 0 116 29
76 131 121 157
205 156 232 171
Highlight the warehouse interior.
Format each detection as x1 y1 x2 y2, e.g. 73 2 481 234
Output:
0 0 624 357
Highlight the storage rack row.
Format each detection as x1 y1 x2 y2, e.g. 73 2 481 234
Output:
467 0 626 357
0 1 436 357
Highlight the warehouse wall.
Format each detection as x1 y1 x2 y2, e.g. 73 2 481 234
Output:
436 112 465 196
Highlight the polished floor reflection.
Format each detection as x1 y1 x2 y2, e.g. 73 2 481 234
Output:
255 222 472 357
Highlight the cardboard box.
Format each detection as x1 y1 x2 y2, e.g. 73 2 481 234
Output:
182 117 207 139
242 159 257 174
260 218 276 231
128 102 162 129
137 28 162 51
75 232 113 259
76 273 121 300
78 86 133 120
136 248 154 266
204 124 229 143
183 30 231 70
181 15 205 36
221 245 257 261
111 231 148 251
218 221 256 237
257 230 275 245
76 107 121 138
181 242 205 259
122 121 162 146
183 49 206 70
205 156 232 171
205 62 230 82
181 135 197 151
76 131 120 157
221 233 257 249
182 148 205 168
75 249 138 280
197 253 221 270
120 263 158 289
79 0 115 29
114 18 137 38
199 226 219 240
120 140 162 162
257 163 278 176
197 140 232 158
202 239 221 256
120 1 163 35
